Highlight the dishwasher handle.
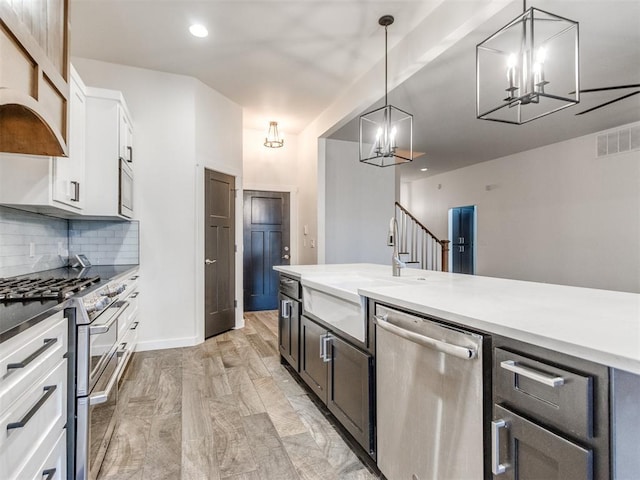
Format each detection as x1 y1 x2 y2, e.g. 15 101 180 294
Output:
374 314 477 360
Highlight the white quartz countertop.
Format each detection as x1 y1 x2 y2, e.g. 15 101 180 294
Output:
274 263 640 374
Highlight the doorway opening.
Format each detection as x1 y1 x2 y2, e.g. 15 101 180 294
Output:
243 190 291 311
448 205 476 274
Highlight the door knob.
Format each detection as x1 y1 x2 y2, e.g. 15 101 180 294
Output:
205 259 216 265
282 254 290 260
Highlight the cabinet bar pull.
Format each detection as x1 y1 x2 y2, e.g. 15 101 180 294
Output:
322 334 332 363
130 291 139 298
71 181 80 202
7 338 57 370
127 146 133 163
281 300 291 318
7 385 57 430
42 468 56 480
500 360 565 387
131 321 139 330
491 419 507 475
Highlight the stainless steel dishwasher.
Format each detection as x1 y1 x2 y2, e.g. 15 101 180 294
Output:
375 304 487 480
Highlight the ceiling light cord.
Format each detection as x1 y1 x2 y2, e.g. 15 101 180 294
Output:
384 23 388 106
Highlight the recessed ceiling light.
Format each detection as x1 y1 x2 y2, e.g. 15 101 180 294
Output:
420 167 428 172
189 24 208 38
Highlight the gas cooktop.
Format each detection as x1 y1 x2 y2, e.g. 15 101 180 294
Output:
0 265 138 341
0 276 101 302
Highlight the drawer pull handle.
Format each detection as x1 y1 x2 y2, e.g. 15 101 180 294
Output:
7 338 57 371
131 321 139 330
7 385 57 430
500 360 565 387
130 291 140 298
42 468 56 479
491 419 508 475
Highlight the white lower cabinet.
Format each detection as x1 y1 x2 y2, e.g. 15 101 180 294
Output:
0 313 68 480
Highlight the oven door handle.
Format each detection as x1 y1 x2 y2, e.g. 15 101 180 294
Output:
90 301 130 335
89 345 131 405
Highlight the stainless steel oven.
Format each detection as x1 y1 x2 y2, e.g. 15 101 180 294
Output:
75 298 131 480
119 159 133 218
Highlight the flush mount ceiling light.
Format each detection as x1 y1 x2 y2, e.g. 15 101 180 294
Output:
476 0 579 124
189 24 208 38
264 121 284 148
359 15 413 167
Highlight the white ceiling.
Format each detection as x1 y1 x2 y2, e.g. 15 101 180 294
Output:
69 0 446 134
330 0 640 180
70 1 640 180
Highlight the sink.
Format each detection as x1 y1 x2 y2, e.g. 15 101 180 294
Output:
301 273 406 342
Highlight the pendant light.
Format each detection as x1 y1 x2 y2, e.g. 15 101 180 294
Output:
476 0 579 124
359 15 413 167
264 121 284 148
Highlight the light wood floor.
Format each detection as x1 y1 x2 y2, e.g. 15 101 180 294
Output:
98 311 379 480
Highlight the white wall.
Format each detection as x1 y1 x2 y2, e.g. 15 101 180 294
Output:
402 124 640 293
194 81 244 337
73 58 243 350
325 139 395 264
296 1 511 265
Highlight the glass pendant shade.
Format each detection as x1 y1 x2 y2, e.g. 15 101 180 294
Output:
264 121 284 148
360 105 413 166
476 7 579 124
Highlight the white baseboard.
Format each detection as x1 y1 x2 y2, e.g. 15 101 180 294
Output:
135 336 199 352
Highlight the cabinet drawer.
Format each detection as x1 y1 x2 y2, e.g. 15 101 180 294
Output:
0 358 67 478
493 404 593 480
495 348 593 439
279 275 300 300
13 428 66 480
0 312 67 413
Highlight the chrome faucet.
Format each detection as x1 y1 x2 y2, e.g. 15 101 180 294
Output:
388 217 405 276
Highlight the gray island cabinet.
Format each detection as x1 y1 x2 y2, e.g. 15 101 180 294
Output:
274 263 640 479
278 272 375 458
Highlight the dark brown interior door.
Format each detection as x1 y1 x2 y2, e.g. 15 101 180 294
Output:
204 169 236 338
243 190 290 311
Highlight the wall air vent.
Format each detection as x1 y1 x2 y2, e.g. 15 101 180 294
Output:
596 124 640 157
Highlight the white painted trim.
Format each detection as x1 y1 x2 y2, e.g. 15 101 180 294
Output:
317 138 326 264
136 336 198 352
243 183 299 265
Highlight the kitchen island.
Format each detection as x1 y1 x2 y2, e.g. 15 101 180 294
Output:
276 263 640 374
275 263 640 480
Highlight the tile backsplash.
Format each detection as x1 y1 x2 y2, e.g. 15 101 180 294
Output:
69 220 139 266
0 206 139 277
0 207 68 277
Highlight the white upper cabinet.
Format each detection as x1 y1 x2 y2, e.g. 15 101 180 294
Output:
52 66 87 209
83 87 134 219
0 65 87 217
118 105 134 164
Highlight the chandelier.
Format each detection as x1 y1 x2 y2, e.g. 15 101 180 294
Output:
476 1 579 124
359 15 413 167
264 121 284 148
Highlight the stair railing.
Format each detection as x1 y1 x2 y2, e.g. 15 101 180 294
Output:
395 202 450 272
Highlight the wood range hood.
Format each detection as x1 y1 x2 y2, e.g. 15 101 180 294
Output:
0 0 70 157
0 100 68 157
